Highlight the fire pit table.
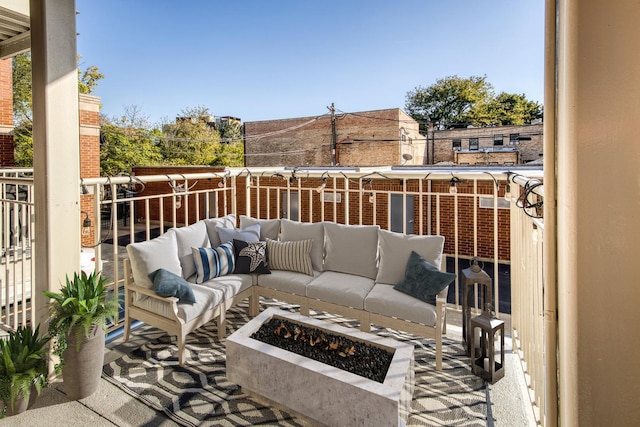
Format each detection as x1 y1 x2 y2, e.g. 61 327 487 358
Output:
226 307 415 427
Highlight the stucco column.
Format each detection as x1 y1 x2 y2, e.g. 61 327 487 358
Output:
556 0 640 425
30 0 81 322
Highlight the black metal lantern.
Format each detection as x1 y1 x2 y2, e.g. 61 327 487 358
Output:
461 257 492 355
470 303 505 384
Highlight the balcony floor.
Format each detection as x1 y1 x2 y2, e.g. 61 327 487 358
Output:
4 309 537 427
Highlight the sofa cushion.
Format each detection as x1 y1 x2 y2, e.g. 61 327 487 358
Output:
376 229 445 285
192 242 235 283
126 229 182 291
393 251 455 306
306 271 375 310
217 223 260 243
132 283 223 323
240 215 281 241
365 283 439 327
266 238 313 276
257 270 321 296
324 223 379 279
148 268 196 304
204 214 236 247
199 273 253 301
172 221 210 280
233 239 270 274
280 219 325 272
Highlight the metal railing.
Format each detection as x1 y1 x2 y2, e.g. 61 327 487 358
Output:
0 169 35 329
0 165 549 424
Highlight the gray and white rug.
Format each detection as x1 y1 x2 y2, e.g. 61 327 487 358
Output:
103 301 489 426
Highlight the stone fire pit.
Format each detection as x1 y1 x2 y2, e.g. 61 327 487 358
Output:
226 307 415 427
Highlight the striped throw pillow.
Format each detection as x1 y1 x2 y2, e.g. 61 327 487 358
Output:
192 242 235 283
266 238 313 276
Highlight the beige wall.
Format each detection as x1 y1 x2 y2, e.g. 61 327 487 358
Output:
244 108 422 167
555 0 640 425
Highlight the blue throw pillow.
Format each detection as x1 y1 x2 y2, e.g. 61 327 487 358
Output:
216 223 260 244
393 251 455 306
148 268 196 304
191 242 235 283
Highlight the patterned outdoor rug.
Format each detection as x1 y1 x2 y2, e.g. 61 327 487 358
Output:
103 301 489 426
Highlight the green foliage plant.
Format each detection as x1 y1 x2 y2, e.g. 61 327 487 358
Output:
44 272 118 374
0 324 50 417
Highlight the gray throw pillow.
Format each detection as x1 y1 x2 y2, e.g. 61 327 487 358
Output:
393 251 455 306
216 223 260 244
148 268 196 304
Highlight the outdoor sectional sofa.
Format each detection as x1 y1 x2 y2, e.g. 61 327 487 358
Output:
123 215 451 370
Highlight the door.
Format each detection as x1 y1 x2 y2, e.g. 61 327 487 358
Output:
390 194 414 234
281 190 299 221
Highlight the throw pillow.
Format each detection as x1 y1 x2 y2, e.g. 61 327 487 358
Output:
266 238 313 276
233 239 270 274
240 215 281 241
148 268 196 304
216 223 260 244
393 251 455 306
191 241 235 283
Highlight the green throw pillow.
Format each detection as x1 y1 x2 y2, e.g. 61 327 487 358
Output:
148 268 196 304
393 251 455 306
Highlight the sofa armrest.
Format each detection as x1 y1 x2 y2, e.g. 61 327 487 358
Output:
127 282 179 304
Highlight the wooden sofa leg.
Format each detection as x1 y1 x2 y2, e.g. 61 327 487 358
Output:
300 301 310 316
360 313 371 333
435 335 443 371
218 311 227 340
249 292 259 317
122 314 131 342
178 334 187 366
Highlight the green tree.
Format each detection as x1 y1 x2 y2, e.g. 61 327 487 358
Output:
405 75 542 129
405 75 494 129
217 119 244 167
160 106 223 166
471 92 543 126
100 106 163 176
11 52 104 166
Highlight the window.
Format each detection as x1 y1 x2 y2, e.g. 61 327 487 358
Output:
509 133 519 145
494 134 503 146
408 137 413 145
452 139 461 150
469 138 479 150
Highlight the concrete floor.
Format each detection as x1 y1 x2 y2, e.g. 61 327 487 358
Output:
0 312 538 427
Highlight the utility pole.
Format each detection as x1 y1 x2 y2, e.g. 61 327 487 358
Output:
328 103 337 165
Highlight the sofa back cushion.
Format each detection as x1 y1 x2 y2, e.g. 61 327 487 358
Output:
204 214 236 247
240 215 281 241
324 223 380 279
280 219 324 272
127 229 182 291
172 221 210 280
375 229 445 285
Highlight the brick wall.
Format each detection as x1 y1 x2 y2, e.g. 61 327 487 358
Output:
79 94 101 246
244 108 423 167
431 123 543 164
0 58 14 166
132 166 228 226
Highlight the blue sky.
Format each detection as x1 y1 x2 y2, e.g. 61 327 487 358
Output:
76 0 544 125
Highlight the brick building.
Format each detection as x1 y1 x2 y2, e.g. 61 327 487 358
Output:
0 59 14 166
429 123 544 165
244 108 423 167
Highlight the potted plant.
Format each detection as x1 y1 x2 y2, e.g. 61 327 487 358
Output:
45 271 118 400
0 324 50 417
